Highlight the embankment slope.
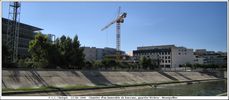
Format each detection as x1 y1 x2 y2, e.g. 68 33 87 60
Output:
2 69 223 89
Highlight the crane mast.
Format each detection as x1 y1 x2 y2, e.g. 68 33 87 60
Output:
101 7 127 61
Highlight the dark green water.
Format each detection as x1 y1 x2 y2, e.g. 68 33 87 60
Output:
96 80 227 96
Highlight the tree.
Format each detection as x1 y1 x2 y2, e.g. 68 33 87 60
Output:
101 59 117 70
46 43 60 69
118 62 130 70
84 61 93 69
28 33 85 69
140 57 152 70
56 35 85 69
28 32 50 68
69 35 85 69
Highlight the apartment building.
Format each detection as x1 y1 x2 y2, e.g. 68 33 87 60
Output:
194 49 227 65
133 45 195 68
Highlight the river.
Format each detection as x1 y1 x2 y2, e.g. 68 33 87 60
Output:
95 80 227 96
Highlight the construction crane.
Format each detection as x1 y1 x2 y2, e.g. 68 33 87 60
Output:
7 2 21 63
101 7 127 61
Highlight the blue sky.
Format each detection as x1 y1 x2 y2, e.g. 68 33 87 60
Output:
2 2 227 52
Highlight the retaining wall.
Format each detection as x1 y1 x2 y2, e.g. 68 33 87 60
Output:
2 69 221 89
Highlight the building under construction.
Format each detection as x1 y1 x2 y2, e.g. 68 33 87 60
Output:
2 17 43 58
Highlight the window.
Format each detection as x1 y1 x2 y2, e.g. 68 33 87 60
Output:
168 60 170 63
165 60 167 63
168 56 170 59
178 53 181 55
165 56 167 59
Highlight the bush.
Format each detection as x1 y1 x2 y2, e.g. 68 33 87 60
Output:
32 59 49 68
93 61 103 69
17 59 26 68
101 59 117 70
84 61 93 69
17 58 33 68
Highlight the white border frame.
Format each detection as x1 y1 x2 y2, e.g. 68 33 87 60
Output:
0 0 228 100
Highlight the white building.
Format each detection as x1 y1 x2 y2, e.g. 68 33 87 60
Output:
127 51 133 56
193 49 227 65
133 45 195 68
194 56 205 64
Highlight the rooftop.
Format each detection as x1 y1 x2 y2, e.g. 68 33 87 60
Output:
2 17 43 31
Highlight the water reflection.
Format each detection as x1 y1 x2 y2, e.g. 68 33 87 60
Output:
95 80 227 96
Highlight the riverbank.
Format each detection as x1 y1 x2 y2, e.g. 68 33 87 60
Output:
3 79 226 96
2 69 226 95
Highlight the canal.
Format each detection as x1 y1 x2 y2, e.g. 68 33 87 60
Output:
95 80 227 96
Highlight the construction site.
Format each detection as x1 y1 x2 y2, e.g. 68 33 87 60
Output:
2 2 129 65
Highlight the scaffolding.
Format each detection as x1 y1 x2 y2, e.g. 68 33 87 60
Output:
6 2 21 63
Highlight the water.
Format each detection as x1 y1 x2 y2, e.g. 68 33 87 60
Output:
95 80 227 96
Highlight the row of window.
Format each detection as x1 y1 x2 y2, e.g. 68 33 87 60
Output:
160 56 171 59
161 60 171 63
135 52 171 56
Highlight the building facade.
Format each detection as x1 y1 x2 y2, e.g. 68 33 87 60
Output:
133 45 195 68
82 47 97 61
2 18 43 58
194 49 227 65
82 47 125 61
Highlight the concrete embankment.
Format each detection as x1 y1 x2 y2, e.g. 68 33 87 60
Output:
2 69 224 89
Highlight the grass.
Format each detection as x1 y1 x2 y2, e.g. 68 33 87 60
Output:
2 85 97 93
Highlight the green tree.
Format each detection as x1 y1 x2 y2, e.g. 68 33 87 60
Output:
101 59 117 70
28 33 85 69
46 43 60 68
28 32 49 68
56 35 85 69
70 35 85 69
140 57 152 70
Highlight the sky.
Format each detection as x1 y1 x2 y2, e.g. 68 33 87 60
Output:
1 2 227 52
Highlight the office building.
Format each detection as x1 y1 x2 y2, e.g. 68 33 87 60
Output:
82 47 125 61
133 45 195 68
2 18 43 58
